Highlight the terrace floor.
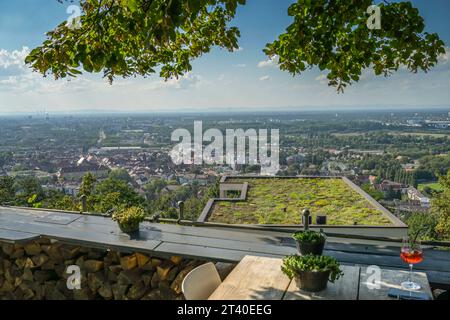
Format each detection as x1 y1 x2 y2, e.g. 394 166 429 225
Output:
0 206 449 289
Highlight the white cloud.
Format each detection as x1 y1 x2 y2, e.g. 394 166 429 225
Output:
233 47 244 52
438 46 450 64
259 75 270 81
0 76 18 85
258 55 279 68
0 47 94 94
0 47 207 95
158 73 203 89
0 47 30 77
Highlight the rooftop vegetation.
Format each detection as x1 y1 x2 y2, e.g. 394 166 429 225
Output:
209 178 392 225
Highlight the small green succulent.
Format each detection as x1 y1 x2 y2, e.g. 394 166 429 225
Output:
112 206 146 233
292 230 326 244
281 254 344 283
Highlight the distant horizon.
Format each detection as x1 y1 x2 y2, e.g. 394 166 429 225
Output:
1 105 449 117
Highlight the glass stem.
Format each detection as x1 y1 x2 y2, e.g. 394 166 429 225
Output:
409 264 413 283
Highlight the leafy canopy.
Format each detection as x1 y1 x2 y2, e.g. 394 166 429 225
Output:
26 0 445 91
26 0 244 83
265 0 446 92
0 176 15 205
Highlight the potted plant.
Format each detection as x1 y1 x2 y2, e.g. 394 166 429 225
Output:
112 206 146 234
292 230 326 255
281 254 344 292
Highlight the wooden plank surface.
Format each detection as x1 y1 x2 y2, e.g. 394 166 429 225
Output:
283 265 360 300
208 256 291 300
359 267 433 300
339 262 450 292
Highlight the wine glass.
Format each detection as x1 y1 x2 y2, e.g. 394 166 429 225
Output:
400 237 423 291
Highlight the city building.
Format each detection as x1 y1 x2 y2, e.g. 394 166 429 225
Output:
58 162 110 180
407 187 431 208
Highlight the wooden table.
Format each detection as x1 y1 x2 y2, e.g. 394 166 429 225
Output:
208 256 433 300
359 266 433 300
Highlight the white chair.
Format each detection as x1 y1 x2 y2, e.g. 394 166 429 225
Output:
182 262 222 300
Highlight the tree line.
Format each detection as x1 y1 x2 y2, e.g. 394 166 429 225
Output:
0 170 219 221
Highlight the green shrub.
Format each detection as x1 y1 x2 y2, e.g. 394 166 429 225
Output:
281 255 344 283
112 206 146 232
292 230 326 244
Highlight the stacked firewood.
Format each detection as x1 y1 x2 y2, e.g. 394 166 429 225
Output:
0 239 206 300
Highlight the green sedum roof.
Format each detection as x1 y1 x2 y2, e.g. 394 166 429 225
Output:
210 178 392 226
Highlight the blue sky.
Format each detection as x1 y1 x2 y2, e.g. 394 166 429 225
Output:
0 0 449 113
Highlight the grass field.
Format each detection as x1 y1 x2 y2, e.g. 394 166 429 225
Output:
389 132 450 139
209 178 392 225
418 182 444 193
331 131 450 139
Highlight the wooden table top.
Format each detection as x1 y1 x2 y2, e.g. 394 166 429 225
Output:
283 265 360 300
359 267 433 300
208 256 290 300
209 255 433 300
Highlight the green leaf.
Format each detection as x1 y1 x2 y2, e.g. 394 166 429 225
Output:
123 0 139 12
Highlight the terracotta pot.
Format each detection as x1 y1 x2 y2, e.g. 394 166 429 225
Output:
295 270 330 292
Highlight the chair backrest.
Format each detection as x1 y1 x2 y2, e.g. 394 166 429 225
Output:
182 262 222 300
